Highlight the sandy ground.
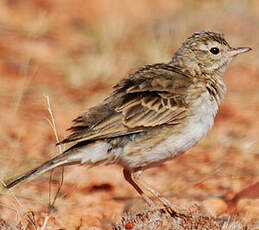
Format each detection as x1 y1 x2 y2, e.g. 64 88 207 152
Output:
0 0 258 229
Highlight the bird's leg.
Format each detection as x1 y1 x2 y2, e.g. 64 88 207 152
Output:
132 171 188 214
123 169 155 207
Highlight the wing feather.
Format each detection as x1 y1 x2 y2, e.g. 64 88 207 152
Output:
58 63 193 145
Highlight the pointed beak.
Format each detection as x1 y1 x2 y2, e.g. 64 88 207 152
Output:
227 47 252 57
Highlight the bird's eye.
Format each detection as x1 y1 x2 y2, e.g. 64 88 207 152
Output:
210 47 220 55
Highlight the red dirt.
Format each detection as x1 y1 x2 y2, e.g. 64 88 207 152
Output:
0 0 258 229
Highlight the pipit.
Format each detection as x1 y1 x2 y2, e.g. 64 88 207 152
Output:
6 31 251 211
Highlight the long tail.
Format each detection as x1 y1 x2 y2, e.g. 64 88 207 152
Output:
5 151 80 189
5 141 111 189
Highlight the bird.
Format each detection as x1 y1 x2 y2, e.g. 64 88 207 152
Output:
5 30 251 211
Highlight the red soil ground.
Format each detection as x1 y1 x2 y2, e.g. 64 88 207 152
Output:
0 0 258 229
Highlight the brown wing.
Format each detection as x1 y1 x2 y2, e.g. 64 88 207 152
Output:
58 64 193 144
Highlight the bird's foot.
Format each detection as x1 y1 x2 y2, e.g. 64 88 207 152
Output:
162 200 200 216
141 194 199 216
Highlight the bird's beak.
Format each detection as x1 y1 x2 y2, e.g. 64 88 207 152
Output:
227 47 252 57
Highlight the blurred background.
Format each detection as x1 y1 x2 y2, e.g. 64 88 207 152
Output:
0 0 258 228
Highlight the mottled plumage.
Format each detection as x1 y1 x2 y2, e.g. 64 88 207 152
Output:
60 64 192 144
5 31 251 211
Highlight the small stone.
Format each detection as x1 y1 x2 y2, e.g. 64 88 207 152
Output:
202 198 228 216
125 222 134 229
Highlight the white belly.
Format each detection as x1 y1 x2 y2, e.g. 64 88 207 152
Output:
121 92 219 169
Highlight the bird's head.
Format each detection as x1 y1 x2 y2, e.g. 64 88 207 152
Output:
171 30 251 76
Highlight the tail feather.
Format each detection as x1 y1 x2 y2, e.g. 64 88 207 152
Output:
5 140 112 189
5 152 80 189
